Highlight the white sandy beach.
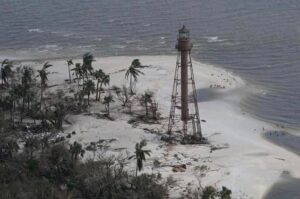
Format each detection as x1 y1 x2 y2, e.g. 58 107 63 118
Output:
23 56 300 199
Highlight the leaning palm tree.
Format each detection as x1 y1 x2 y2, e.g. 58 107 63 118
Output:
130 140 151 176
125 64 144 94
67 59 73 83
1 59 14 86
83 80 95 105
37 62 52 110
103 94 114 116
82 52 95 79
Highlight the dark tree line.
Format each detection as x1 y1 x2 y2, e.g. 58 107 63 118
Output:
0 133 168 199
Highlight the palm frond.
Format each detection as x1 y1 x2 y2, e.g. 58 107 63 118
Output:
140 139 147 147
125 70 130 79
128 155 135 160
67 59 73 66
43 62 53 69
1 59 9 66
144 150 151 156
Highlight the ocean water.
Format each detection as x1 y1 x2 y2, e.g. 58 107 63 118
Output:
1 0 300 129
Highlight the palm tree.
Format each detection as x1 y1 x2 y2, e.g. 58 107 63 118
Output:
82 52 94 79
141 91 153 117
1 59 14 86
21 66 34 88
25 90 35 112
113 85 132 110
130 140 151 176
6 95 14 125
103 94 114 116
15 84 26 122
99 74 110 101
21 66 34 119
53 102 65 130
67 59 73 83
72 63 83 87
83 80 95 105
8 85 23 125
125 63 144 94
93 70 110 101
93 69 104 100
37 62 52 110
150 101 158 120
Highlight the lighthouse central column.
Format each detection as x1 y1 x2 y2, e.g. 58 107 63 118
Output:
177 36 192 135
181 48 189 123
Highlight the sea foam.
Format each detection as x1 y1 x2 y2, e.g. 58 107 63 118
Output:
28 28 44 33
206 36 225 43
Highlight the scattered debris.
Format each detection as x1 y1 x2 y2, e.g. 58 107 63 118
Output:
172 164 187 172
210 144 229 153
143 128 162 135
85 138 118 151
181 135 208 145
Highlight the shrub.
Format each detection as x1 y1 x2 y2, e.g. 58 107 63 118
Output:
0 144 168 199
191 185 232 199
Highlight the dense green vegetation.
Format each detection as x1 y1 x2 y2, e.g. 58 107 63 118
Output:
0 136 167 199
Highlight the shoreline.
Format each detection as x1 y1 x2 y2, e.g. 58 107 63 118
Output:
18 55 300 198
9 54 300 132
263 130 300 156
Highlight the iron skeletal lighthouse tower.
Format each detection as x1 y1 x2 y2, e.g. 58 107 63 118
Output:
168 26 202 138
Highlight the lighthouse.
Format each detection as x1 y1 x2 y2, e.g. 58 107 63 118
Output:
168 26 202 139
